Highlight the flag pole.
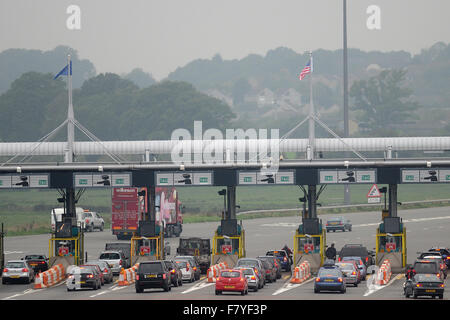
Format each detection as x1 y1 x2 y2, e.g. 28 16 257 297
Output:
307 51 315 160
66 54 74 163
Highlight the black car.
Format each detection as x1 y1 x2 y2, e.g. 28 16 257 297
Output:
429 247 450 268
164 260 183 287
413 259 444 280
338 244 374 266
23 254 49 273
135 261 171 293
404 274 444 299
257 257 277 283
256 256 277 283
66 266 102 291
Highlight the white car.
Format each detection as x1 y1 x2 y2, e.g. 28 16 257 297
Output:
82 211 105 232
174 259 195 282
2 260 35 284
98 251 127 274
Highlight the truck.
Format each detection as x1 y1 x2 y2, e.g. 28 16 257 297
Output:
176 237 211 274
111 188 140 240
51 207 86 232
112 187 183 240
139 187 183 238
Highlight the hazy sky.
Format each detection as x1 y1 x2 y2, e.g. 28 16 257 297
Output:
1 0 450 80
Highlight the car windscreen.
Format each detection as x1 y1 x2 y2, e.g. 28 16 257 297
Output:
336 263 354 271
5 262 25 268
414 274 441 283
175 261 187 268
340 248 367 257
99 253 120 260
237 260 258 267
221 271 240 278
328 218 343 222
241 269 254 276
414 262 438 273
140 263 163 273
318 268 341 277
342 257 363 265
25 255 45 260
267 251 286 257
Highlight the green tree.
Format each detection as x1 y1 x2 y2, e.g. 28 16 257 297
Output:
0 72 66 141
350 69 420 135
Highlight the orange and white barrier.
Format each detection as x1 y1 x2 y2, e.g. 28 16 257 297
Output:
207 261 229 283
290 261 311 284
34 264 66 289
376 259 392 285
118 264 139 286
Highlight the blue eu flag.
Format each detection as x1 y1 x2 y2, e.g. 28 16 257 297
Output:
53 61 72 79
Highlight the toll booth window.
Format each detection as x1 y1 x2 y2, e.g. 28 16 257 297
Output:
100 253 120 259
298 237 318 253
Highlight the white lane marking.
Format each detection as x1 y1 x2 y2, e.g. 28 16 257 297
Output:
2 288 37 300
363 274 402 297
89 283 120 297
272 278 314 296
90 290 109 298
181 280 214 294
262 216 450 229
4 251 24 255
261 222 297 227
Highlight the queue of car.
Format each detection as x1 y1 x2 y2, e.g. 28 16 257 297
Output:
403 247 448 299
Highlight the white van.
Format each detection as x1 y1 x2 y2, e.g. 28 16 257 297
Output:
50 207 86 231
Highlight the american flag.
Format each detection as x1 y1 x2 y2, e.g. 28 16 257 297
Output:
298 59 312 80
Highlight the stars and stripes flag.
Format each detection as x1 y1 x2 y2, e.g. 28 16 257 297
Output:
298 59 312 80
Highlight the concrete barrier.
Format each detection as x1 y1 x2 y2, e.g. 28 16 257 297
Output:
376 259 392 285
290 261 311 284
118 264 139 286
34 264 66 289
206 261 229 283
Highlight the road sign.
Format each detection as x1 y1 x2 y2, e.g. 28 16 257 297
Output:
237 170 295 185
74 172 132 188
367 184 381 198
0 174 49 189
319 169 376 184
155 171 213 186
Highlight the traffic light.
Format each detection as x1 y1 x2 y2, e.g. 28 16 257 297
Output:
341 171 355 183
15 175 29 187
424 170 437 182
137 190 146 197
261 174 275 184
177 173 192 185
96 175 111 186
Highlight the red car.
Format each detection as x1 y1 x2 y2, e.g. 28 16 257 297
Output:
80 264 104 286
215 269 248 296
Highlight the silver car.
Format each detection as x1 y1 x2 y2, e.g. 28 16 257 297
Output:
236 267 260 292
174 259 195 282
87 260 114 283
99 251 126 275
174 255 201 281
336 262 359 287
2 260 35 284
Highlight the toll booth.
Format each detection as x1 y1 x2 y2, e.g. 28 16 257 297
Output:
131 221 165 265
49 220 84 266
293 218 326 273
375 216 406 273
211 219 245 267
